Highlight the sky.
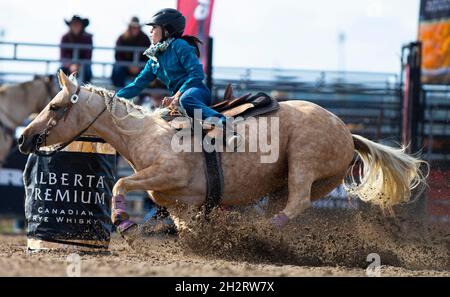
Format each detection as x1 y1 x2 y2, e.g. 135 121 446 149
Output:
0 0 420 74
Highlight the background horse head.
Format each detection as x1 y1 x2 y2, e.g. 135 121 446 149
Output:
0 74 57 165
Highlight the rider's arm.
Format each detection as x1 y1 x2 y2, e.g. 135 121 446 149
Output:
174 40 205 95
117 61 156 99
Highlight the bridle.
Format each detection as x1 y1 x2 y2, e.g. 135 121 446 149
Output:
33 86 113 157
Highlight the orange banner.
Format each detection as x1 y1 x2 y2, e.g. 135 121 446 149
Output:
419 0 450 84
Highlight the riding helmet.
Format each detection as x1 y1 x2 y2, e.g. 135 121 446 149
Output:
146 8 186 37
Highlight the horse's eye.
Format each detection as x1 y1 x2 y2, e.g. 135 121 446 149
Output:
49 104 60 111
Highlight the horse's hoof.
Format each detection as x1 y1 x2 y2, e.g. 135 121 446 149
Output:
116 219 136 234
272 212 289 229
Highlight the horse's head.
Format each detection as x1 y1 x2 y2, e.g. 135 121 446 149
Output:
19 70 92 154
33 74 59 111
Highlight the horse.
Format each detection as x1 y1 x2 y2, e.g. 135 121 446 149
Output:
18 70 427 235
0 75 57 166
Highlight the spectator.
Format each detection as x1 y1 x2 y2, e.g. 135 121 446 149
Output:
60 15 93 83
112 17 151 87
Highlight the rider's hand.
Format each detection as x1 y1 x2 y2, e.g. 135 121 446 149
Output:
171 91 181 107
162 92 181 108
162 96 174 107
171 97 179 107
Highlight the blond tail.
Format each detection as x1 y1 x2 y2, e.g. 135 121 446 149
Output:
344 134 428 215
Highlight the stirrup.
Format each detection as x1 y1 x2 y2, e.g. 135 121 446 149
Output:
225 132 242 151
205 127 242 151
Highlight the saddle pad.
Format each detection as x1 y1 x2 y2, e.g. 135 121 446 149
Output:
239 97 280 119
222 103 255 117
217 94 252 112
221 97 280 120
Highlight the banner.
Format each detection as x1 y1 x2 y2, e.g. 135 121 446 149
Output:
177 0 215 74
23 139 116 249
419 0 450 84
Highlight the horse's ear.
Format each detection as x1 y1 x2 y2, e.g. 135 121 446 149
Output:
68 72 79 87
45 74 54 83
57 69 76 92
57 69 66 89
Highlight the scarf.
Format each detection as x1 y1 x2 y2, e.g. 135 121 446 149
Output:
143 38 174 62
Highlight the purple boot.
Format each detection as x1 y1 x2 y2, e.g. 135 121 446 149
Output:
112 194 136 234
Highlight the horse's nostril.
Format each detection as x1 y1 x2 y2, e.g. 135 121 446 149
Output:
18 135 24 145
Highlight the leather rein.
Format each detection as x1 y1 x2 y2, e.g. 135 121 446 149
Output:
33 86 112 157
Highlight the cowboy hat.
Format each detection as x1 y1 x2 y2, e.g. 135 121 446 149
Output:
128 16 142 27
65 15 90 28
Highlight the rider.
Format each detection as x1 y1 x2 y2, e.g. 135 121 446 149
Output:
117 8 240 148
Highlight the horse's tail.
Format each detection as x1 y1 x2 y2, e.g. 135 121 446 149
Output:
344 134 428 215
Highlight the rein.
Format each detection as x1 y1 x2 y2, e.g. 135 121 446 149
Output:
33 86 113 157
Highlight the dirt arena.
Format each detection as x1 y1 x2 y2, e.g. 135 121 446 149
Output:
0 202 449 277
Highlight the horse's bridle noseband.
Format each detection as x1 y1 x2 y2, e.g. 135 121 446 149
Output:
34 86 111 157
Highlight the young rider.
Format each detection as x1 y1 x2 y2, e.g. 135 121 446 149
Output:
117 8 240 148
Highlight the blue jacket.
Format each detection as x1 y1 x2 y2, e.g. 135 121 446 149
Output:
117 38 205 98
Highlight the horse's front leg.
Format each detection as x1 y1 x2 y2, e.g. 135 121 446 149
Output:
111 162 189 234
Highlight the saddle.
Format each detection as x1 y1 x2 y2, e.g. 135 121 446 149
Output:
166 84 279 124
209 84 279 120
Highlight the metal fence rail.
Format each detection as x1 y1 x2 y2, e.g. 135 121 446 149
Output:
0 41 149 84
0 40 399 87
422 86 450 163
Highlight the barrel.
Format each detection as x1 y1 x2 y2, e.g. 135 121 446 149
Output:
23 136 116 251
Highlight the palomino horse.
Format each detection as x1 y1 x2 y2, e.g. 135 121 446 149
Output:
0 75 56 166
19 71 426 234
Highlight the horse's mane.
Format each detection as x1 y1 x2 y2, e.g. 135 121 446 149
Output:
82 84 167 135
83 84 163 118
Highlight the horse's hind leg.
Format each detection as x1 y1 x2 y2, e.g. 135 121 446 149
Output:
310 173 346 201
272 165 313 228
